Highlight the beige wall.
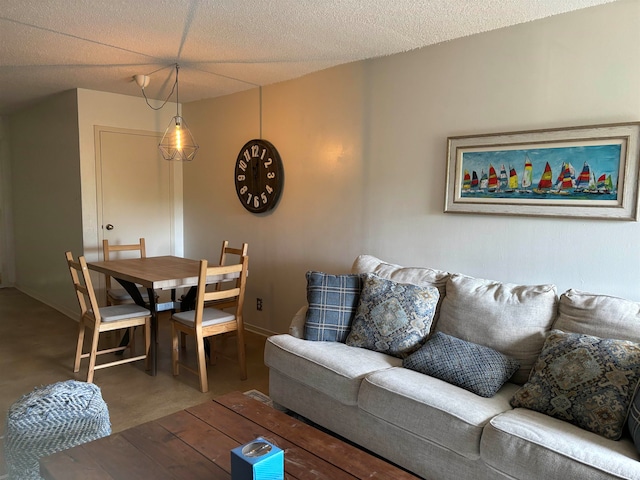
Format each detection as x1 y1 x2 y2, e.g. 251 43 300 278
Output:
184 0 640 335
8 90 83 315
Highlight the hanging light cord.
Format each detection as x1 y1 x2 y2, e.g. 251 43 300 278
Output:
141 63 179 111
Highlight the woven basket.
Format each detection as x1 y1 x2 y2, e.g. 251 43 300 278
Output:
4 380 111 480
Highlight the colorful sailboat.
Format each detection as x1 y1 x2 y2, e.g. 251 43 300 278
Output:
488 164 499 192
471 171 479 190
479 170 488 191
499 165 509 191
506 166 518 192
533 162 553 194
595 174 613 193
518 156 533 193
463 170 471 191
551 162 575 195
575 162 592 192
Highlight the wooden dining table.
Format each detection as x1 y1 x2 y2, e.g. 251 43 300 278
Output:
87 255 218 376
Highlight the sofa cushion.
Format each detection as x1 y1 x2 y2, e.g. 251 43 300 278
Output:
403 332 519 398
358 367 519 460
554 289 640 343
264 333 402 406
303 271 362 342
351 254 449 322
436 273 557 384
482 408 640 480
345 274 439 358
510 329 640 440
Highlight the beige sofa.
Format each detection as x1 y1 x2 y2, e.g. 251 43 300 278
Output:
264 255 640 480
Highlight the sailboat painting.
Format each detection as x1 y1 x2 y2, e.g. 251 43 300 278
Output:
445 122 640 220
457 144 621 201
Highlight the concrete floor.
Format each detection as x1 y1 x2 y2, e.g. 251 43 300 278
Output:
0 288 271 476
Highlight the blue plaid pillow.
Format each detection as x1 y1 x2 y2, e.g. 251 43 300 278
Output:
403 332 519 398
304 272 362 342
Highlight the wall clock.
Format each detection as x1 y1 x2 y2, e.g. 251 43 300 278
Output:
234 139 284 213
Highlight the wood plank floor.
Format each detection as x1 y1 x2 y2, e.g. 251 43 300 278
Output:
0 288 270 478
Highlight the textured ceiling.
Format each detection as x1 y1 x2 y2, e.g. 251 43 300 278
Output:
0 0 619 114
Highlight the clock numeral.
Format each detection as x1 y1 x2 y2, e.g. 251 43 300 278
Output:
261 192 268 203
254 196 260 208
267 172 275 179
243 150 251 162
260 149 266 160
246 193 252 205
237 174 246 182
239 160 247 172
251 144 261 157
266 185 273 194
240 186 248 195
264 157 272 168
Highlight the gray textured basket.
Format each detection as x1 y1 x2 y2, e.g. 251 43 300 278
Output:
4 380 111 480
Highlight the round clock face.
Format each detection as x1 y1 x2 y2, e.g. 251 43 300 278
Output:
234 139 284 213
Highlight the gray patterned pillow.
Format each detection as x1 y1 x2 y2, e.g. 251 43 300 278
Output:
629 388 640 453
511 329 640 440
345 274 439 358
403 332 519 398
304 272 362 342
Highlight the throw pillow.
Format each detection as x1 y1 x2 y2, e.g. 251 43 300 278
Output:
510 329 640 440
628 386 640 453
345 273 439 358
303 272 363 342
403 332 520 398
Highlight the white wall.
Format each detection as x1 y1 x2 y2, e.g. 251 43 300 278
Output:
184 0 640 335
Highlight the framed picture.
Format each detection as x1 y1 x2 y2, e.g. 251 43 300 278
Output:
444 122 640 220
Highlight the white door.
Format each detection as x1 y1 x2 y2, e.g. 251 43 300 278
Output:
96 127 176 258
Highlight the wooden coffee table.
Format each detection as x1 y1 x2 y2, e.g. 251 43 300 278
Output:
40 391 419 479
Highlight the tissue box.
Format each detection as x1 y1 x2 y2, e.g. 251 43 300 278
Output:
231 437 284 480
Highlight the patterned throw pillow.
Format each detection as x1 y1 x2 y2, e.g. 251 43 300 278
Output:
345 274 439 358
304 272 363 342
403 332 519 398
510 330 640 440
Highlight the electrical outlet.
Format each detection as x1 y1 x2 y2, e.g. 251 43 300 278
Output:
257 298 263 311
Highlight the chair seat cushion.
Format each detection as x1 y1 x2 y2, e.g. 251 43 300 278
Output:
99 304 150 322
173 308 235 327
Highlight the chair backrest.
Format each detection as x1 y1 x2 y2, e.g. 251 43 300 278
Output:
102 238 146 291
193 256 249 329
219 240 248 266
65 251 101 323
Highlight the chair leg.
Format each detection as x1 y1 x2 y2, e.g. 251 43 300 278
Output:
196 334 209 393
171 322 180 376
129 326 136 357
87 326 101 383
236 327 247 381
74 320 86 373
144 320 151 371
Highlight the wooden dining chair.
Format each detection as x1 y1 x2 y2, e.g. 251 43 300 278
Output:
102 238 154 306
66 251 151 383
170 256 249 393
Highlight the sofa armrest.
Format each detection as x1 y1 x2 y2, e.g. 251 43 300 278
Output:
289 306 308 338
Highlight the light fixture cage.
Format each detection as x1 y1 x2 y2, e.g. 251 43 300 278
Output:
159 115 199 161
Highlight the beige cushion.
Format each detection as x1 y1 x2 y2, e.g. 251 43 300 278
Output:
553 289 640 342
172 308 235 327
436 274 558 384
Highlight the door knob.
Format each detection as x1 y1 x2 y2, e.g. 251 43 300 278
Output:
105 224 114 230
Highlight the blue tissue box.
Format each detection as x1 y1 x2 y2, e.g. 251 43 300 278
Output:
231 437 284 480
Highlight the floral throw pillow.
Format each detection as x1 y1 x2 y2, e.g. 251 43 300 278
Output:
345 274 439 358
510 329 640 440
403 332 519 398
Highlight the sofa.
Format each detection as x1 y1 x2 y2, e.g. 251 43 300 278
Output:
264 254 640 480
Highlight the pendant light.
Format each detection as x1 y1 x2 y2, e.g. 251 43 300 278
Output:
157 64 199 161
